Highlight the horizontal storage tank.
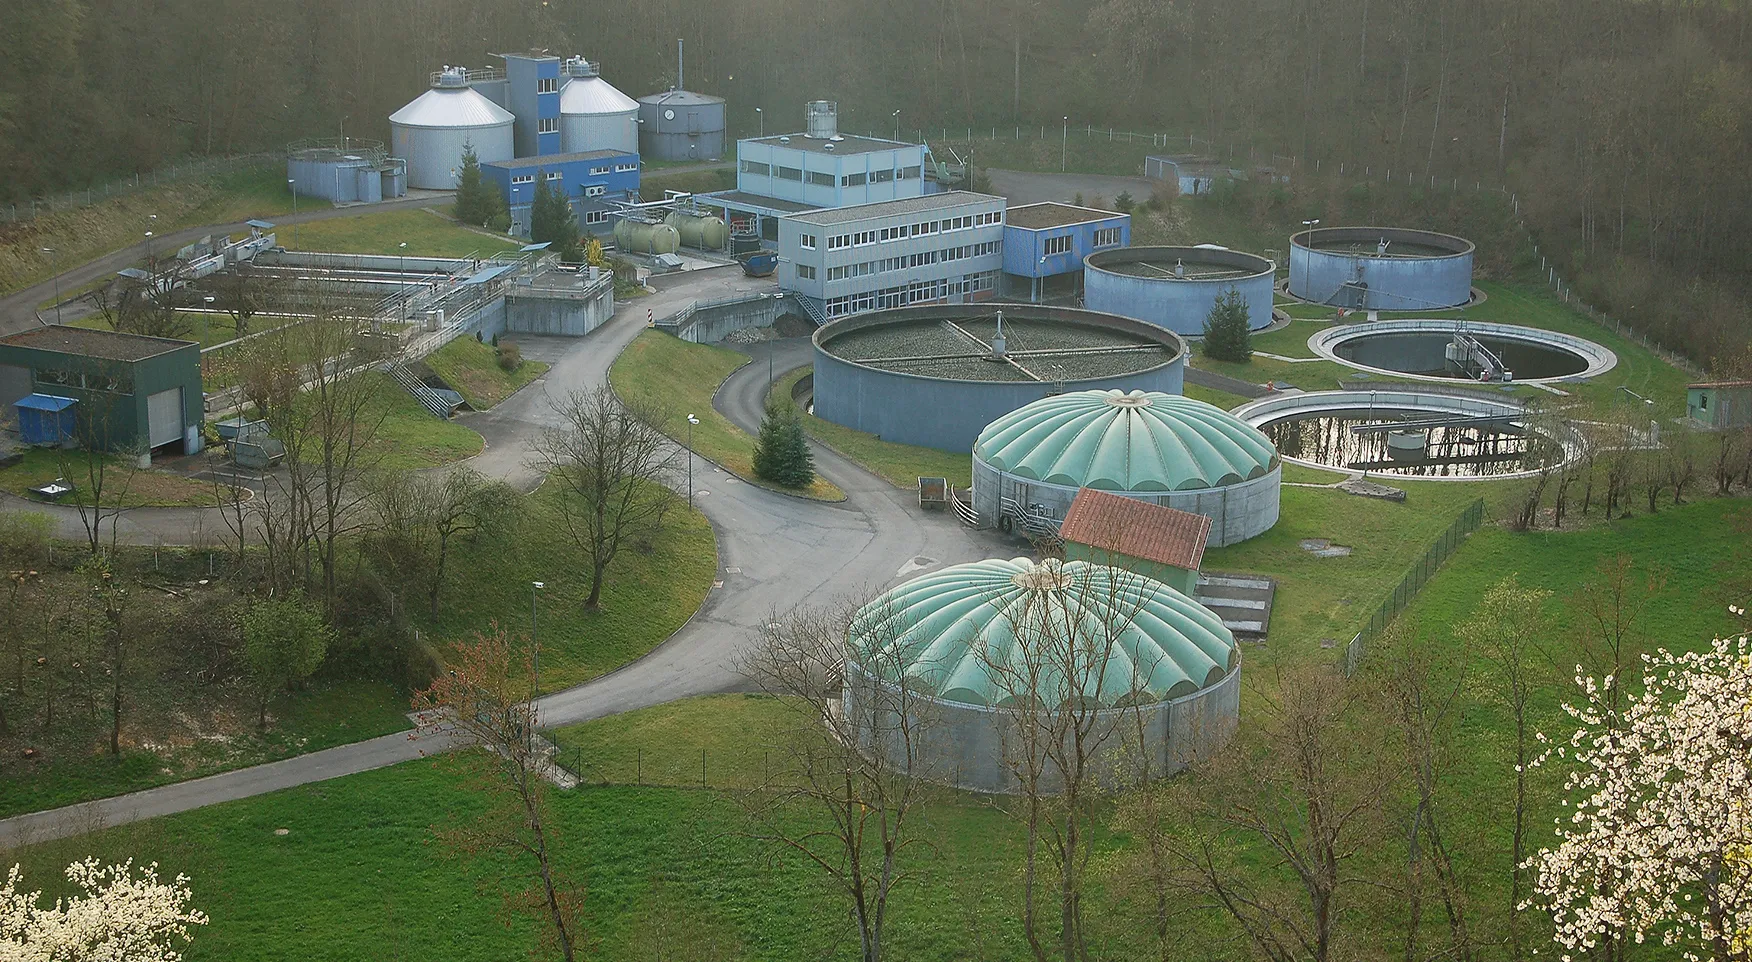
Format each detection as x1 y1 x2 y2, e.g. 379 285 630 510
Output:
614 217 680 255
972 389 1282 546
637 89 727 161
559 57 639 156
664 210 729 250
843 556 1241 793
1288 226 1474 311
811 303 1186 452
390 68 515 190
1084 246 1275 335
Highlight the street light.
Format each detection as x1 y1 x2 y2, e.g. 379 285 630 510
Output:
201 295 215 345
531 581 545 709
685 414 700 509
754 106 763 138
39 248 61 324
1062 116 1069 172
399 242 409 321
288 179 297 248
893 109 901 142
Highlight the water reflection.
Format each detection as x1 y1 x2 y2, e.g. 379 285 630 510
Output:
1263 409 1563 478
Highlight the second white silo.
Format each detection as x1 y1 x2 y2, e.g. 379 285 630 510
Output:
559 57 640 156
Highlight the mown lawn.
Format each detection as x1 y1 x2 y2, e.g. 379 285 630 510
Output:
420 482 718 694
422 335 548 410
768 367 974 489
1180 382 1255 410
281 208 520 258
610 330 844 501
366 374 486 471
0 446 236 508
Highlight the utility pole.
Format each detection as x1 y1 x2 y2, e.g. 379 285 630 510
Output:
530 581 544 747
1062 116 1068 171
686 414 700 508
40 248 62 324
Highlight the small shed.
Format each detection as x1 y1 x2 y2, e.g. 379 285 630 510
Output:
1057 488 1212 596
1688 380 1752 430
14 394 78 446
0 327 203 456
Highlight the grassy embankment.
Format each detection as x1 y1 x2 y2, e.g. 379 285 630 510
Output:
610 330 844 501
421 335 548 410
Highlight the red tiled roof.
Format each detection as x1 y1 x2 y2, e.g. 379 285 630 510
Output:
1058 489 1210 572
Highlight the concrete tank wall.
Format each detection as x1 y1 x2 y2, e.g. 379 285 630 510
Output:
971 458 1281 547
1084 247 1275 334
561 109 638 156
844 659 1240 794
391 121 513 190
1287 226 1473 311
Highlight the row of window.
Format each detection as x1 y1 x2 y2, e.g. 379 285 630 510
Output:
584 210 610 225
36 367 132 395
821 271 1000 317
510 172 566 185
797 264 816 280
1093 226 1123 247
1043 235 1073 256
738 160 924 186
822 242 999 280
537 117 558 135
538 77 560 94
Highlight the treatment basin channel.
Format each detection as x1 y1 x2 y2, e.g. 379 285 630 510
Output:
1307 319 1616 385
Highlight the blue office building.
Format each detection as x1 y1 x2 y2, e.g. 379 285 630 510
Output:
1001 203 1129 301
481 149 640 237
503 53 563 159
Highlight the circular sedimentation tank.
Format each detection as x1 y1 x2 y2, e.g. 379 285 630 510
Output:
811 303 1186 452
972 389 1281 545
614 217 681 255
842 556 1240 793
1288 226 1474 311
1307 319 1617 385
1084 245 1276 334
1232 390 1579 480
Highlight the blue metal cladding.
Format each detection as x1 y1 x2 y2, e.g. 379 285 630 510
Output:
1002 213 1130 279
483 152 640 237
1084 247 1276 334
1287 227 1474 310
505 53 564 158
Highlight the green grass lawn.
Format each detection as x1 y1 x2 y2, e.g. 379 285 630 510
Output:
70 311 244 350
281 208 521 258
768 367 974 489
366 374 485 471
1180 382 1255 410
0 677 411 820
420 482 717 694
421 336 549 410
610 331 845 501
0 447 235 508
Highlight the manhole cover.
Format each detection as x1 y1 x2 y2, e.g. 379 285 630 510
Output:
1319 638 1337 649
724 566 742 574
1299 539 1353 557
274 828 290 836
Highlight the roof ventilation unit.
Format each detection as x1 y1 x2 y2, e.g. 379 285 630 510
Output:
804 100 838 139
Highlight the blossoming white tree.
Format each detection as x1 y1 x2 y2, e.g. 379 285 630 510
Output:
0 858 207 961
1524 632 1752 962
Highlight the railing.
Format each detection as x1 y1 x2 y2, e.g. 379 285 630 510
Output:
1340 498 1486 676
385 360 454 419
948 485 980 527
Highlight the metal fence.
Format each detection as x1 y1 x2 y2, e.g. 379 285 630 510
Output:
1 153 278 224
1340 497 1486 676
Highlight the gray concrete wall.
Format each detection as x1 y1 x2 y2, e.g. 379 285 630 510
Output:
1084 247 1275 334
1287 227 1473 310
972 458 1281 547
506 283 614 337
671 294 794 344
844 660 1241 794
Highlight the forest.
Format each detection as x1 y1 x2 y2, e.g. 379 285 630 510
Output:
2 0 1750 367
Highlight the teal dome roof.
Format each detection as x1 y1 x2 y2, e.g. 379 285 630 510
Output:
973 390 1277 492
848 557 1237 707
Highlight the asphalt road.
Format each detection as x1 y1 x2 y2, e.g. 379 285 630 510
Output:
0 266 1010 848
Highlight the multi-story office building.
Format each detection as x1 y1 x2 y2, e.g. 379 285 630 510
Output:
778 191 1007 319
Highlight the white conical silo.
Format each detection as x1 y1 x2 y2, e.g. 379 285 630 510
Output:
559 57 640 156
389 67 516 190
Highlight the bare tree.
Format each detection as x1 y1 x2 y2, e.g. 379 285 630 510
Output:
213 261 281 339
1457 575 1551 962
739 596 938 962
1578 554 1665 725
413 625 581 962
366 468 519 617
530 385 676 609
51 367 146 557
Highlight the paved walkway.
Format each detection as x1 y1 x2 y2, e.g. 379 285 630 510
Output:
0 268 1007 849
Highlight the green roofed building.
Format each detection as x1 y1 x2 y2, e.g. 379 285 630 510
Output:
0 326 203 456
842 556 1240 793
971 389 1280 546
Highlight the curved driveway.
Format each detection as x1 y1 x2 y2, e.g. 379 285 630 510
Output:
0 267 1007 848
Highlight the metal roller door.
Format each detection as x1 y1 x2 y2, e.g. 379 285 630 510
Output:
147 387 183 448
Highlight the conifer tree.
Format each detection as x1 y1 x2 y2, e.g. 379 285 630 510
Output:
753 400 815 488
1202 287 1253 362
530 172 583 260
453 143 494 226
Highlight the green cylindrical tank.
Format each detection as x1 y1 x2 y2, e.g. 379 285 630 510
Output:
614 218 680 255
663 210 730 250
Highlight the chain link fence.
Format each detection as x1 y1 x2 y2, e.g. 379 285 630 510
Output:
1 153 278 225
1341 497 1485 676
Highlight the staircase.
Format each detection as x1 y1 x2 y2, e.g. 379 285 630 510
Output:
385 360 457 419
795 294 829 328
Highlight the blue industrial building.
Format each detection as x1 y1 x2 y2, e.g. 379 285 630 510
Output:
287 140 406 204
503 53 563 158
1000 203 1129 301
482 149 640 237
708 101 931 241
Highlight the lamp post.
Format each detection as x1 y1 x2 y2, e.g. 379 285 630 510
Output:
755 106 763 138
685 414 699 509
399 242 409 321
288 179 297 248
531 580 545 697
201 295 215 345
893 109 901 142
1062 116 1068 172
40 248 61 324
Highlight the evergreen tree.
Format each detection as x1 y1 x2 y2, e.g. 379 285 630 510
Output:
1202 287 1253 362
752 400 815 488
453 143 495 226
529 171 582 259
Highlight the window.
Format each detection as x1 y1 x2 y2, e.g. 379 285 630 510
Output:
584 185 605 197
1093 226 1122 248
614 162 637 172
853 230 875 246
799 233 816 250
547 171 563 181
777 166 803 181
828 266 847 280
796 264 816 280
589 165 610 176
898 166 921 180
584 210 610 225
538 77 559 94
807 171 835 187
740 160 770 175
828 234 851 250
511 174 535 185
871 168 894 183
842 172 867 187
975 210 1004 227
537 117 558 135
1043 234 1073 256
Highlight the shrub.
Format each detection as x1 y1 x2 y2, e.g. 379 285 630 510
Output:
1113 191 1134 212
495 341 521 372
